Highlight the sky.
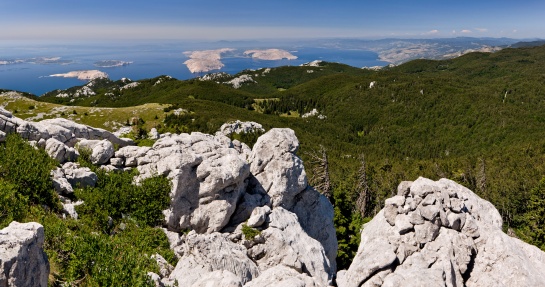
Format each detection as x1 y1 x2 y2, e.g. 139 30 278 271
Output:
1 0 544 42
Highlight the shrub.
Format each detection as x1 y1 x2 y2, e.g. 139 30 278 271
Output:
0 134 59 210
0 179 28 228
76 169 171 230
242 224 261 239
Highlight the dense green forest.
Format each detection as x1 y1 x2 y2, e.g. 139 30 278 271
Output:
29 44 545 269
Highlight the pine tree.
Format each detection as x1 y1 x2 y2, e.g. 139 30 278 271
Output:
306 145 331 200
355 154 370 218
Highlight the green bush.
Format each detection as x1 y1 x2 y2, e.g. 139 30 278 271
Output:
242 224 261 239
0 179 28 228
76 169 171 230
0 134 59 210
27 207 175 287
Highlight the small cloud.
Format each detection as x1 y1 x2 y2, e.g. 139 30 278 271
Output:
474 28 488 32
513 29 518 33
452 30 457 34
422 29 440 35
461 29 472 34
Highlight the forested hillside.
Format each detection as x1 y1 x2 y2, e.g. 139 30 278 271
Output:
32 44 545 268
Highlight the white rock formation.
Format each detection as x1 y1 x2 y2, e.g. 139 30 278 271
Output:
49 70 108 81
0 222 49 287
338 177 545 287
224 74 256 89
217 120 265 137
76 139 115 165
183 48 235 73
243 49 297 61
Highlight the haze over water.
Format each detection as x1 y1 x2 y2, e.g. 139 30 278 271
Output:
0 43 388 96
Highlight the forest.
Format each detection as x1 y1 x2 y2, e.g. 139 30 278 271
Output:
27 44 545 269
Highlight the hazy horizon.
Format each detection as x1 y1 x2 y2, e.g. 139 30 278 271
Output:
1 1 544 42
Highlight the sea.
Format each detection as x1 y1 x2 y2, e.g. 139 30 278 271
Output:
0 43 389 96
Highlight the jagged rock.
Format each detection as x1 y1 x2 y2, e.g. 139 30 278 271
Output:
217 120 265 137
243 265 320 287
339 177 545 287
0 222 49 287
0 108 134 148
77 139 115 165
40 118 134 147
248 207 333 286
191 270 242 287
148 128 159 140
247 205 271 228
168 232 260 287
62 200 84 219
45 138 78 163
52 175 74 195
290 186 338 274
249 128 307 209
0 130 6 142
62 162 98 188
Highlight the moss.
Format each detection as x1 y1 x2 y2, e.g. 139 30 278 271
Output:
242 224 261 240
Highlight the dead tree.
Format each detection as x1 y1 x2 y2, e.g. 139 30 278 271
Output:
477 157 487 195
306 145 332 200
355 154 370 218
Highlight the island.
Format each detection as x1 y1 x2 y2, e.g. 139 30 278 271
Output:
183 48 235 73
49 70 108 81
243 49 297 60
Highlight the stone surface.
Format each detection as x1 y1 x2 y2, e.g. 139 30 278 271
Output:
247 205 271 228
45 138 77 163
248 207 333 286
249 128 307 209
339 177 545 287
168 232 260 287
77 139 115 165
61 162 98 188
243 265 320 287
0 222 49 287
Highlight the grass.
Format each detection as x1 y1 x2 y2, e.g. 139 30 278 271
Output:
0 91 170 132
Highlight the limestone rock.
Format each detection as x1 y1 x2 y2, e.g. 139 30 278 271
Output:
249 128 307 209
217 120 265 137
0 222 49 287
243 265 320 287
77 139 115 165
248 207 333 286
247 205 271 228
289 186 338 274
62 162 98 188
45 138 78 163
168 232 259 287
339 177 545 287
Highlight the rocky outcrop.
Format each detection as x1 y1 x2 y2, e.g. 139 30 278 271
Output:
217 120 265 137
128 129 337 286
0 108 133 147
0 107 337 286
0 222 49 287
338 177 545 287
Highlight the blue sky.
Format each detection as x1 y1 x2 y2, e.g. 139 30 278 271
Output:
1 0 544 41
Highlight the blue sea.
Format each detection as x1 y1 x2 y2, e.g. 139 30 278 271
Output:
0 43 388 96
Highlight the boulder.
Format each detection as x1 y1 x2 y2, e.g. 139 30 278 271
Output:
168 232 260 287
248 207 333 286
249 128 307 209
62 162 98 188
45 138 78 163
0 222 49 287
242 265 320 287
339 177 545 287
77 139 115 165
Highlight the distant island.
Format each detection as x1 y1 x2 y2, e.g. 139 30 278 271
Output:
183 48 297 73
243 49 297 60
49 70 108 81
183 48 236 73
94 60 132 68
